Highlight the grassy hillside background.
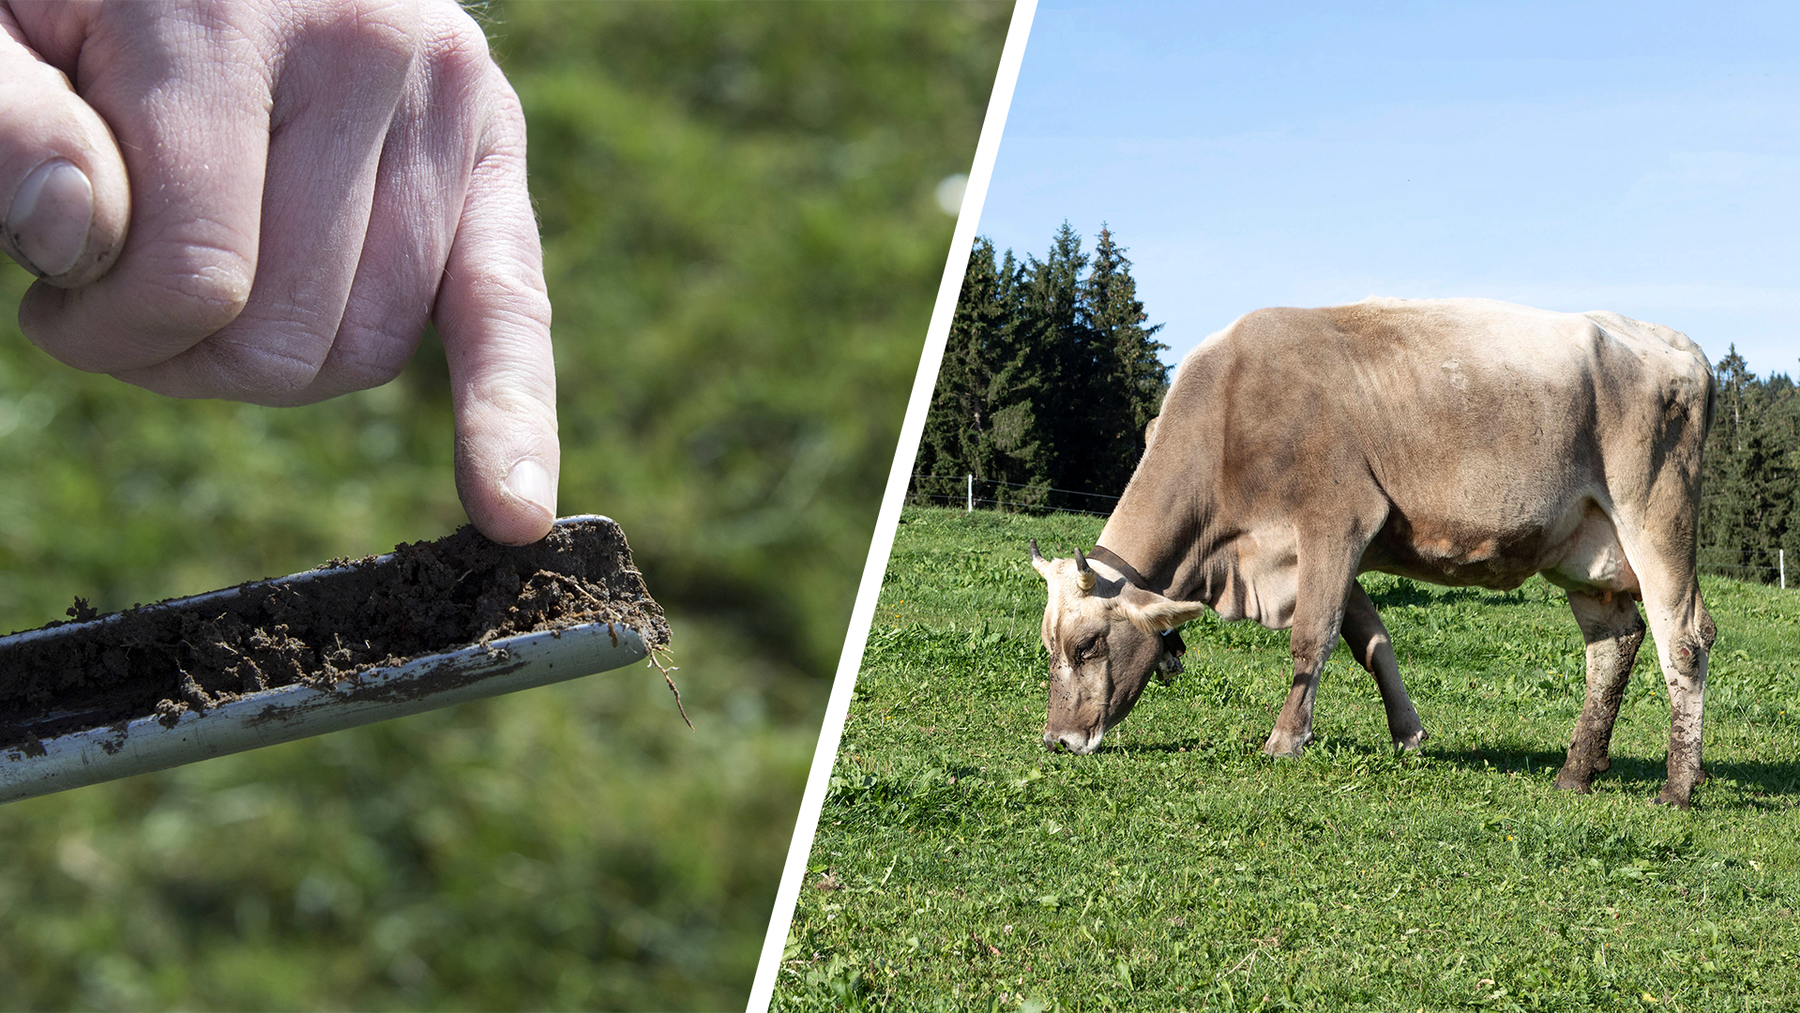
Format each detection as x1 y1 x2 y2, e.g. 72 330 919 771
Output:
0 4 1010 1009
778 507 1800 1012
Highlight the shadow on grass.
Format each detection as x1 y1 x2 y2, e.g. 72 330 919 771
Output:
1426 746 1800 802
1091 737 1214 756
1100 733 1800 804
1365 582 1529 609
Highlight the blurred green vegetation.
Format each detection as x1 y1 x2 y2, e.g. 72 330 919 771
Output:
0 3 1010 1009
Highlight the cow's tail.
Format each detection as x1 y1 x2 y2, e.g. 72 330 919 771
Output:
1698 347 1718 440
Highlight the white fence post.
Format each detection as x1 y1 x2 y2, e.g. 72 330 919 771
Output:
967 474 974 512
1781 548 1786 590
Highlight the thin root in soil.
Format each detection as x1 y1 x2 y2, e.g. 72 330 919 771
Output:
648 648 691 729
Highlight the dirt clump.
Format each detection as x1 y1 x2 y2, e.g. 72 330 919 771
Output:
0 518 667 749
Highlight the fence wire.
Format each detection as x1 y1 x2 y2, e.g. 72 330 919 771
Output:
912 473 1124 503
1696 549 1786 585
908 472 1124 517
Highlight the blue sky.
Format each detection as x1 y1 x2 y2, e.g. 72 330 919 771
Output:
976 0 1800 377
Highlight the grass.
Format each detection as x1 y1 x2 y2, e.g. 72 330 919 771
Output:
774 507 1800 1012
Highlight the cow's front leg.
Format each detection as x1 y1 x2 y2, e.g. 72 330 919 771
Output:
1263 663 1324 757
1555 588 1644 794
1262 538 1364 759
1342 581 1427 750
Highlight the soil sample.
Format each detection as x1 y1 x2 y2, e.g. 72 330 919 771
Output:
0 518 669 753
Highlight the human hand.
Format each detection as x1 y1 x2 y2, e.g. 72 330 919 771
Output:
0 0 558 545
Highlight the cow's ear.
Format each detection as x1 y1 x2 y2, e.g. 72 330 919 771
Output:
1115 584 1208 633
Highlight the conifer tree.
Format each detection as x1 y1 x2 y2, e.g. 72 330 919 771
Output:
980 244 1050 506
917 238 1047 508
918 223 1171 513
1699 346 1799 583
1016 223 1093 505
1081 225 1168 497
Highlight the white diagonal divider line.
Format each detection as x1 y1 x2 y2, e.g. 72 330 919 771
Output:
744 2 1040 1008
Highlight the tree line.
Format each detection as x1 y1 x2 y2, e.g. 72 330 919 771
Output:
914 223 1169 513
1701 349 1799 584
919 227 1797 586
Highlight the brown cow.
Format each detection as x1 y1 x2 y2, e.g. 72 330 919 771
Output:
1032 296 1717 807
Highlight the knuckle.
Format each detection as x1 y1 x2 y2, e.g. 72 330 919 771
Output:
337 359 407 392
131 244 256 339
201 334 331 402
421 1 523 128
312 0 425 72
326 325 420 391
464 264 551 328
350 0 425 53
266 0 421 123
424 0 498 81
302 0 424 55
469 362 556 421
473 78 529 165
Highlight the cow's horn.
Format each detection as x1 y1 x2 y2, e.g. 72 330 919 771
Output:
1029 538 1052 578
1073 547 1096 592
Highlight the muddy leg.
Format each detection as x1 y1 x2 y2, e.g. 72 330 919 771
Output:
1643 583 1715 808
1554 589 1644 793
1610 512 1716 807
1342 582 1427 750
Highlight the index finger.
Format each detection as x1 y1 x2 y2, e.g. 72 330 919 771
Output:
433 51 558 546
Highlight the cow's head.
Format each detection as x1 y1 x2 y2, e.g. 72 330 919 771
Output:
1030 540 1208 753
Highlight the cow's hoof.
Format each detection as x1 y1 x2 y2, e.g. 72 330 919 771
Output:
1650 787 1693 809
1393 727 1429 752
1260 735 1309 759
1552 769 1594 793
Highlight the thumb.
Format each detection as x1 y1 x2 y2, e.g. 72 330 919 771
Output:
0 22 129 287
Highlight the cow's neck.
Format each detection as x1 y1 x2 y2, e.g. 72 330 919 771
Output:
1093 497 1219 602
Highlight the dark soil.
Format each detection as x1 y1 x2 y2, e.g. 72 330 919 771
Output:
0 518 668 750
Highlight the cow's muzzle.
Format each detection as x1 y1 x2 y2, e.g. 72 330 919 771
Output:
1153 628 1187 685
1043 727 1103 754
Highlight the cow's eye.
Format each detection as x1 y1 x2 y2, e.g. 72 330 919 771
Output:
1075 635 1105 660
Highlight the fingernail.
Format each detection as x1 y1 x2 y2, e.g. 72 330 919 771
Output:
6 158 94 278
504 459 555 518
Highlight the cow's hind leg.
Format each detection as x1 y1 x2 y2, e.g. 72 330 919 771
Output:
1609 505 1716 807
1637 565 1716 808
1555 588 1645 794
1341 583 1428 750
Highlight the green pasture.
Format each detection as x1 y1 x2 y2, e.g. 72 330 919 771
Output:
0 5 1009 1010
776 507 1800 1012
